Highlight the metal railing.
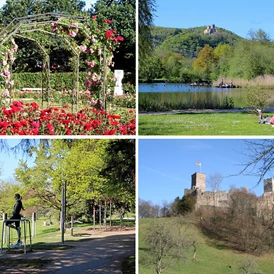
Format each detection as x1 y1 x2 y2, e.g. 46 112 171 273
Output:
1 218 32 254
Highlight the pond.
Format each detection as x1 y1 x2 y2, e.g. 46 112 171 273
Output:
139 83 274 108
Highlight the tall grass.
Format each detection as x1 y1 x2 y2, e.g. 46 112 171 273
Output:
139 92 234 111
215 75 274 87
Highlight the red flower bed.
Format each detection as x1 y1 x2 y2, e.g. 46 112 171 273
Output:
0 101 135 135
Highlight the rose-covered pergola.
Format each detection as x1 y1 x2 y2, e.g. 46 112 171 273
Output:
0 13 124 112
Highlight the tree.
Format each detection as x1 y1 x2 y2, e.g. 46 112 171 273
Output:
171 194 196 216
208 173 223 208
14 139 135 221
243 85 272 112
247 28 271 44
180 194 196 214
90 0 136 83
237 139 274 183
228 39 274 80
213 44 233 76
139 54 164 81
138 0 156 65
200 187 274 254
160 200 172 217
238 257 261 274
100 139 135 212
139 198 160 218
193 44 216 80
143 218 193 274
0 0 85 25
0 180 22 215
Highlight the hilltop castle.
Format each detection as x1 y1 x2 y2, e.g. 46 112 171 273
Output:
204 24 218 35
184 172 274 210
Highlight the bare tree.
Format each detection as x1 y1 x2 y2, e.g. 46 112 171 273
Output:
208 173 223 192
200 188 274 254
237 139 274 184
143 218 194 274
139 198 160 218
207 173 223 209
160 200 172 217
238 257 261 274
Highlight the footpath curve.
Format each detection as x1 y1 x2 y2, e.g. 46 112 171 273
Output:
0 229 135 274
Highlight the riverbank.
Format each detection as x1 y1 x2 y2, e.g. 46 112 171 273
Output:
139 107 274 116
139 75 274 89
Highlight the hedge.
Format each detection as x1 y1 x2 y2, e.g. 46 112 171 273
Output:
12 72 87 91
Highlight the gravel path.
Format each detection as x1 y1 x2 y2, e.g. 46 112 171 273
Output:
0 229 135 274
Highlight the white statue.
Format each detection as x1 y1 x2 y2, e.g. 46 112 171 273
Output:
114 70 124 95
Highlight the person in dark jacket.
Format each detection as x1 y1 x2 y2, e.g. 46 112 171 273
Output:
5 193 25 247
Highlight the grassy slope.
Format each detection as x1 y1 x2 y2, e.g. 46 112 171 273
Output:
139 113 274 136
139 218 274 274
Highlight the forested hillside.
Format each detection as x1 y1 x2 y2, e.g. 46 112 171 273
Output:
153 26 241 57
139 25 274 84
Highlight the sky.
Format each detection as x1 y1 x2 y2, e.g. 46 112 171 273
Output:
0 0 97 11
0 139 35 183
138 139 274 206
153 0 274 39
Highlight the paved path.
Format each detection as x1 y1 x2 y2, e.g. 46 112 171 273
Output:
0 230 135 274
139 107 274 116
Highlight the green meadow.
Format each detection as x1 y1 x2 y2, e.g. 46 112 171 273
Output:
139 218 274 274
138 112 274 136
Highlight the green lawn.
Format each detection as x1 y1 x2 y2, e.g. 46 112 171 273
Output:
139 112 274 135
139 218 274 274
0 216 135 247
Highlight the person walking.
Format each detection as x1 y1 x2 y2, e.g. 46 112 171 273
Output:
5 193 25 247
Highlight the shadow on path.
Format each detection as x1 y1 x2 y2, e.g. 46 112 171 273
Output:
0 231 135 274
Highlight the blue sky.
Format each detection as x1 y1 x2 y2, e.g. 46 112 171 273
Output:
138 139 274 206
0 0 97 10
0 139 35 182
154 0 274 39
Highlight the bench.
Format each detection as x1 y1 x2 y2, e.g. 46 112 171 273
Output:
22 88 42 92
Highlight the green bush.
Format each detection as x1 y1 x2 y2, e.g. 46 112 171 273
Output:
12 72 88 91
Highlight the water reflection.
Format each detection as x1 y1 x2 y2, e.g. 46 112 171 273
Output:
139 83 274 108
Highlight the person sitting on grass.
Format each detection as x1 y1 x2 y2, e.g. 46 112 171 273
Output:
257 109 274 125
5 193 25 247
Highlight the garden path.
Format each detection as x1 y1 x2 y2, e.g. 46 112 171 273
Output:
139 107 274 116
0 228 135 273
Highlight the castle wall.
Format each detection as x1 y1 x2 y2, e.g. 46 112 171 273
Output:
195 190 228 208
184 173 274 212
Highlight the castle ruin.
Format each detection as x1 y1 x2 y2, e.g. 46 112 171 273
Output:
184 172 274 210
204 24 218 35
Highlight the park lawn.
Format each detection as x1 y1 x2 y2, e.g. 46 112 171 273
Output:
1 216 135 246
139 218 274 274
139 112 274 136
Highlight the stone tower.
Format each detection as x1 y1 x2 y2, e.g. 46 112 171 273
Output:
264 178 274 195
191 172 206 192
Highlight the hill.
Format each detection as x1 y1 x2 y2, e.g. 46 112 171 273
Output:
139 217 274 274
152 25 243 57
